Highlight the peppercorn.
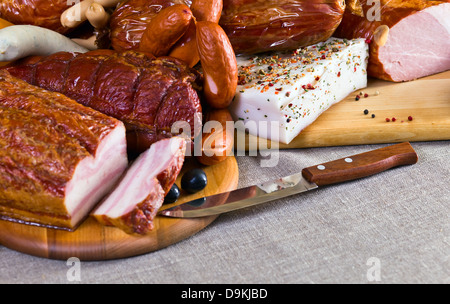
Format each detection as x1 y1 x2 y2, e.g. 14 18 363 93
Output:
408 116 413 121
386 118 391 122
364 109 369 115
364 93 369 98
392 117 397 122
355 95 361 101
371 114 376 118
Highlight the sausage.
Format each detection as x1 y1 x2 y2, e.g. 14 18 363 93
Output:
138 4 193 57
109 0 190 51
0 0 73 34
196 21 238 109
190 0 224 23
0 25 89 62
169 20 199 67
61 0 94 29
0 18 13 67
219 0 346 55
93 0 124 7
197 108 234 166
169 0 224 67
334 0 450 82
72 35 98 50
86 2 110 29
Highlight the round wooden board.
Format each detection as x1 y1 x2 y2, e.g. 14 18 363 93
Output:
0 156 239 261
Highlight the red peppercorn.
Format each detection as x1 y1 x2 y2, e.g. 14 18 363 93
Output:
408 116 413 121
386 118 391 122
392 117 397 122
364 93 369 98
365 38 372 44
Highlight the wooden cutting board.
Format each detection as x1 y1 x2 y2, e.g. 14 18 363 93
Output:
0 156 239 261
240 71 450 151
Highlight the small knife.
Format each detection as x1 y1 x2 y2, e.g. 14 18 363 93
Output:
159 142 418 218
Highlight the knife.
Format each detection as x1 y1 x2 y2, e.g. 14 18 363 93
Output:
159 142 418 218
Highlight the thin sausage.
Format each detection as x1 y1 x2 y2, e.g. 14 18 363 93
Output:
138 4 193 57
93 0 124 8
197 108 234 166
169 0 223 67
196 21 238 109
86 2 110 29
72 35 98 50
61 0 94 28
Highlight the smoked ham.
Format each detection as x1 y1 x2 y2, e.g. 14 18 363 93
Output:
3 50 203 155
335 0 450 82
93 137 186 235
0 71 128 231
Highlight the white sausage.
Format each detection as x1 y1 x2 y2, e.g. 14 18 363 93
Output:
93 0 124 8
86 3 110 29
0 25 89 61
61 0 94 28
72 35 98 50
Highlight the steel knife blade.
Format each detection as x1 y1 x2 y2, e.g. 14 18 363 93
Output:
159 142 418 218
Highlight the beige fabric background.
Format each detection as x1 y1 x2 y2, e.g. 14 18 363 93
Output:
0 141 448 284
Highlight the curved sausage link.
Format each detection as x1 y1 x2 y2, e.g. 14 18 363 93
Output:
138 4 193 57
196 21 238 109
169 0 223 67
197 108 234 166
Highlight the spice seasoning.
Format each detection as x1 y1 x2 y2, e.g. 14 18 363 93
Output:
233 38 368 142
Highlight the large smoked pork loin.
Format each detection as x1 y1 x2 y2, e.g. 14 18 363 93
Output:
3 50 203 155
0 71 129 231
335 0 450 82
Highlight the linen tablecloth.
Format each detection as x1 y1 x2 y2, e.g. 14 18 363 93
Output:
1 141 448 284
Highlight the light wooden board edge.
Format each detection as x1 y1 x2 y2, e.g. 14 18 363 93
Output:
0 156 239 261
235 71 450 151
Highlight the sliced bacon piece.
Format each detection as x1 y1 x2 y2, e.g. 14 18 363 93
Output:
93 137 186 235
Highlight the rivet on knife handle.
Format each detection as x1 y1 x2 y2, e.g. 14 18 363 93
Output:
301 142 418 186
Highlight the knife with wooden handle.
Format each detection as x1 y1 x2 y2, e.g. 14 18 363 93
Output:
159 142 418 218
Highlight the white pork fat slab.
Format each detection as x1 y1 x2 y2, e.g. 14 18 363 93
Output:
230 38 369 144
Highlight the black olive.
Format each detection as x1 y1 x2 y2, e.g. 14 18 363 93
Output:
164 184 180 204
181 169 208 194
